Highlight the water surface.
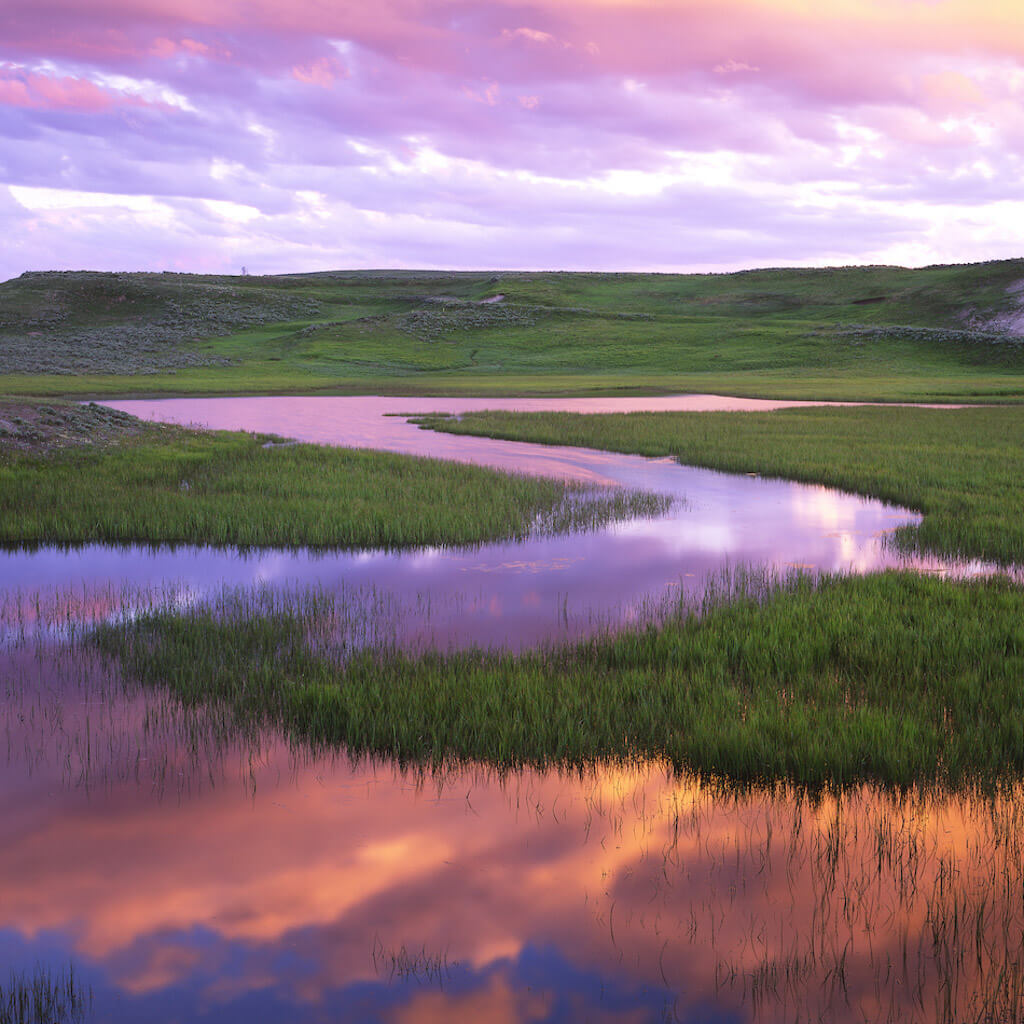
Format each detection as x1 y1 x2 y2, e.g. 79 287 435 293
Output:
2 393 1014 1023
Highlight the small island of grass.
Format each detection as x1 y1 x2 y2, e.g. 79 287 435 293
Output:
0 398 665 550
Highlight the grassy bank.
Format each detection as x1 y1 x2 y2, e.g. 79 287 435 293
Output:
419 405 1024 565
87 401 1024 786
0 400 664 549
96 571 1024 786
6 263 1024 401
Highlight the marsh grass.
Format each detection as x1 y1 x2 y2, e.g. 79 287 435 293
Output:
0 403 667 549
0 965 91 1024
91 569 1024 786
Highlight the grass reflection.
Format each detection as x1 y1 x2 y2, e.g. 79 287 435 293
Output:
0 965 91 1024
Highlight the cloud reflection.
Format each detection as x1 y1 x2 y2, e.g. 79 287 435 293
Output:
2 728 1022 1023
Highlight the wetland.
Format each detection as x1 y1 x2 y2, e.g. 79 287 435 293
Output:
1 396 1022 1022
5 264 1024 1022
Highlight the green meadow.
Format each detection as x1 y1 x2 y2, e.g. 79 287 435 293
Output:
4 261 1024 401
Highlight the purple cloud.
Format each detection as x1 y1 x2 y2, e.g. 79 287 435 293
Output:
1 0 1023 278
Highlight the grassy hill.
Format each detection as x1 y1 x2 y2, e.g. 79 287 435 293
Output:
4 262 1024 400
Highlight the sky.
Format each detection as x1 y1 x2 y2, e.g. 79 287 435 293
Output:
1 0 1023 280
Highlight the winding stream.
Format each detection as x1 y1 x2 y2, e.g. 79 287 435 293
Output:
1 395 985 651
1 394 1018 1024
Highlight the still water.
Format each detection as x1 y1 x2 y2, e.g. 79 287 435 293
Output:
1 396 985 651
1 395 1017 1023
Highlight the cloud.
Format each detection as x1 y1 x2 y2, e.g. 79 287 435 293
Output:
501 27 558 45
0 66 165 113
291 55 347 88
713 59 760 74
0 0 1023 274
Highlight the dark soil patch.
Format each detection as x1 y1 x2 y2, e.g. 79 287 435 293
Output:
0 399 153 457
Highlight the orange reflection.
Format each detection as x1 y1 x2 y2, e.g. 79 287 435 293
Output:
2 699 1023 1022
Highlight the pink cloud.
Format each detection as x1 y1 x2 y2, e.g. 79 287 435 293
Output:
150 36 221 60
149 37 178 59
291 56 347 88
0 68 134 112
502 27 558 45
1 0 1023 274
918 70 987 114
714 59 760 74
0 2 1015 116
462 80 500 107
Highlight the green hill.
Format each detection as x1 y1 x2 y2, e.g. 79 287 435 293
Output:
4 261 1024 400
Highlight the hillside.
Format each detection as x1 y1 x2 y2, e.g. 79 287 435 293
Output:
3 262 1024 400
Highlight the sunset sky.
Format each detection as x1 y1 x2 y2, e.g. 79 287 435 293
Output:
2 0 1023 279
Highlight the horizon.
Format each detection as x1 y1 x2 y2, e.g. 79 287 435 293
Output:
7 254 1024 288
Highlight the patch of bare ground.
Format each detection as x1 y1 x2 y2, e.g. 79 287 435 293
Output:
0 399 157 457
963 278 1024 336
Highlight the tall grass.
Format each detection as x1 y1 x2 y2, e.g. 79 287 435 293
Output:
93 569 1024 786
0 965 90 1024
0 409 666 549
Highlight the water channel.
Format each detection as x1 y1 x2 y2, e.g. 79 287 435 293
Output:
1 395 985 651
1 395 1019 1023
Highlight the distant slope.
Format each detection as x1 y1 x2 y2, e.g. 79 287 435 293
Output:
0 271 324 375
3 261 1024 400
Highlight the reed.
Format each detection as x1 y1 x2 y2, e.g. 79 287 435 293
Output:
0 965 90 1024
93 569 1024 786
